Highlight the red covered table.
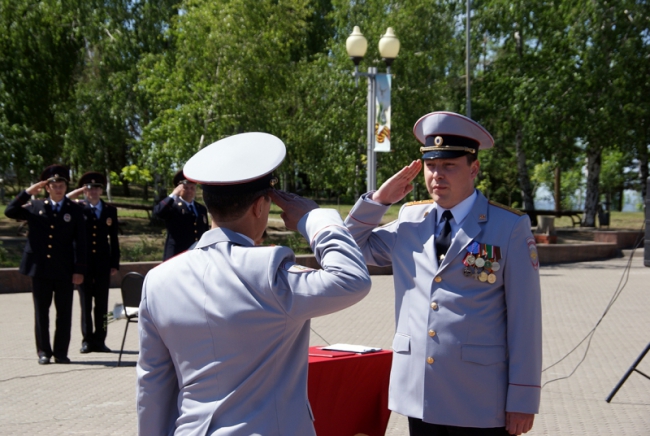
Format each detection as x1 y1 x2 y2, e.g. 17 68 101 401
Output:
308 346 393 436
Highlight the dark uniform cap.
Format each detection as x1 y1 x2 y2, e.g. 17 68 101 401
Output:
173 170 193 187
413 111 494 160
184 132 285 196
78 171 106 188
40 164 70 183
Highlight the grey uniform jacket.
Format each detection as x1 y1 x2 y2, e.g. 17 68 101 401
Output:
136 209 371 436
345 190 542 428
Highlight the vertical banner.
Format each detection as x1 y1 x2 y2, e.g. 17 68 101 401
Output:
374 74 391 152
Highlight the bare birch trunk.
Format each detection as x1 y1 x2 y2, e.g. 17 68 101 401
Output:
515 128 535 211
582 147 601 227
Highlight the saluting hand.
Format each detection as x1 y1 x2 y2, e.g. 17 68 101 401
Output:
66 187 85 200
171 184 183 197
270 190 319 232
372 160 422 205
26 180 49 196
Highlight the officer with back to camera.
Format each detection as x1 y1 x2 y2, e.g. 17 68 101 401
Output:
136 133 372 435
67 171 120 353
5 164 86 365
153 169 209 260
346 112 542 436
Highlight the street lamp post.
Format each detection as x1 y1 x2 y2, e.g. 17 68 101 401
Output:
346 26 400 192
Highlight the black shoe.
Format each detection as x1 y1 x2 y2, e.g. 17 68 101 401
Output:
95 344 112 353
38 355 51 365
80 342 92 354
54 356 71 364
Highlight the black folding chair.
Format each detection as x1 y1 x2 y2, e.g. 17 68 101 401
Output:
117 272 145 366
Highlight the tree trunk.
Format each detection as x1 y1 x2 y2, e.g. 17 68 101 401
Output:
638 143 648 202
515 127 535 211
582 147 601 227
554 167 561 212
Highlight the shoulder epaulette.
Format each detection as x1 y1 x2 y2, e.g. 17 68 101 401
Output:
405 199 434 207
488 200 526 216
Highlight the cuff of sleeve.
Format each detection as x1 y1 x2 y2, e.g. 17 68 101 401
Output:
506 384 541 414
297 209 343 242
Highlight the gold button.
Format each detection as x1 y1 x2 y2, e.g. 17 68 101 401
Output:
194 222 197 226
429 330 436 337
92 233 96 236
194 230 198 233
431 302 438 310
195 238 198 241
434 276 442 283
50 225 54 229
47 255 51 259
48 245 52 249
94 226 97 229
92 250 96 253
427 357 434 364
49 235 53 239
92 241 96 245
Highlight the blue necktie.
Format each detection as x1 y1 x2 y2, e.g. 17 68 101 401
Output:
435 210 453 260
189 204 197 216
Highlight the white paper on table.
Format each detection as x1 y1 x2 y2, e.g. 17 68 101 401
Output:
321 343 382 354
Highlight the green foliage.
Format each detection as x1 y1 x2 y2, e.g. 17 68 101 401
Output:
120 165 154 186
1 0 648 208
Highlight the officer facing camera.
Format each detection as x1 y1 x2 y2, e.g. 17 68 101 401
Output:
136 132 371 435
67 172 120 354
153 169 209 260
5 164 86 365
346 111 542 436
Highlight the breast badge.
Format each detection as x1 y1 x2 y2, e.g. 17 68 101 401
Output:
462 241 501 283
63 213 71 222
106 217 112 226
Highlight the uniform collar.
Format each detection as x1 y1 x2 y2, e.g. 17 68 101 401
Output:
434 190 477 226
194 227 254 249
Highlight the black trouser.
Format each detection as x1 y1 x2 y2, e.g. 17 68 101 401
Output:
32 277 74 359
408 418 509 436
79 272 110 348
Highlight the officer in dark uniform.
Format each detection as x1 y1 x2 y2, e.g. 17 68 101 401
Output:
67 172 120 353
5 165 86 365
153 170 209 260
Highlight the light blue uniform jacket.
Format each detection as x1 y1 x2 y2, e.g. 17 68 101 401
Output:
345 190 542 428
136 209 371 435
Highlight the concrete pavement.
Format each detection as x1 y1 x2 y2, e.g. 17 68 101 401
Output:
1 250 649 435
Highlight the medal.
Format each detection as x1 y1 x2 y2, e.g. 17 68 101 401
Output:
466 255 476 265
475 257 485 268
487 273 497 284
491 261 500 271
463 267 472 277
484 260 492 269
478 271 488 282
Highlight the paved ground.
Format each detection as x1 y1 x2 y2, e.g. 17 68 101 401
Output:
1 250 649 435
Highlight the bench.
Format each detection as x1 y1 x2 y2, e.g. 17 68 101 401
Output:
520 210 584 227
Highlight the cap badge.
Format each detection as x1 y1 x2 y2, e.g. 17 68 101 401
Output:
434 136 443 147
